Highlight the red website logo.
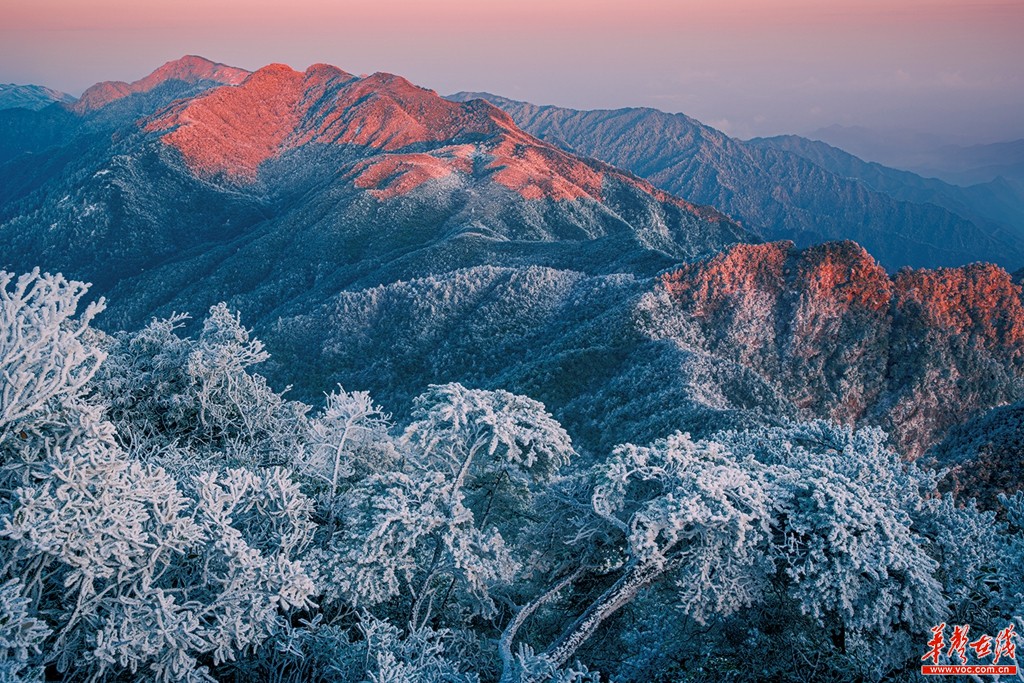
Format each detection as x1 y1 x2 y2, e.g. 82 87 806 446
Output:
921 623 1018 676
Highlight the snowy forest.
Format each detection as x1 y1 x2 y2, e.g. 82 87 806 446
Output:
1 267 1022 682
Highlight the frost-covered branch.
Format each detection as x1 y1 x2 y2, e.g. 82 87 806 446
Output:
0 268 105 451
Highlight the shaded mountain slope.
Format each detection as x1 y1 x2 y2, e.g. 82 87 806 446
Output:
448 92 1024 270
925 400 1024 508
265 241 1024 458
270 265 792 453
750 134 1024 245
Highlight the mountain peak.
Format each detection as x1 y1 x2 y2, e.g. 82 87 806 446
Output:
149 55 246 81
73 55 250 113
894 262 1024 347
654 240 1024 457
250 62 300 78
141 61 607 202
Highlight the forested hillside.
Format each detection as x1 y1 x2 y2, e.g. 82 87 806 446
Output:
2 268 1021 682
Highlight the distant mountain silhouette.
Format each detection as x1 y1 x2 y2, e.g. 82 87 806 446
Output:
749 134 1024 247
810 124 1024 186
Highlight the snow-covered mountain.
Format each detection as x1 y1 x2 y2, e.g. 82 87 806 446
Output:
0 58 748 313
1 57 1023 462
2 56 1024 683
0 83 75 110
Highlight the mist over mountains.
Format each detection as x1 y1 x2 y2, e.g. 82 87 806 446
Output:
810 124 1024 186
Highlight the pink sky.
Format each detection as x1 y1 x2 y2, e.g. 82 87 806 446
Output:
2 0 1022 141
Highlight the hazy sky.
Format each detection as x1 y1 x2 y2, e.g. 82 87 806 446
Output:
2 0 1022 142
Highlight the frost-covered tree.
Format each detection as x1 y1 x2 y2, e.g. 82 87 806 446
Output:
0 269 105 464
0 273 317 680
1 434 316 680
497 432 773 682
996 491 1024 619
94 305 308 469
5 265 1024 683
728 423 946 680
402 383 574 491
296 386 397 528
312 384 575 634
498 423 960 683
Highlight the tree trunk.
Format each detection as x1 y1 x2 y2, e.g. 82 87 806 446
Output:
543 555 682 669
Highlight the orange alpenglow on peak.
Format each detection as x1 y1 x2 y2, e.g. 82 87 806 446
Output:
894 264 1024 347
72 55 251 113
141 61 616 201
654 240 1024 458
660 242 792 311
660 240 1024 349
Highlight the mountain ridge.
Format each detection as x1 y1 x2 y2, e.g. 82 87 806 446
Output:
1 57 1022 463
810 124 1024 185
0 57 750 327
0 83 76 111
448 91 1024 271
648 240 1024 458
141 62 732 224
748 134 1024 247
72 55 251 113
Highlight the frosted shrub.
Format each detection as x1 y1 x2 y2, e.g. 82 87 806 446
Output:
361 616 480 683
297 386 398 526
496 432 775 681
4 266 1023 682
1 435 315 680
0 579 49 682
313 384 575 632
94 304 309 468
0 269 105 464
233 613 484 683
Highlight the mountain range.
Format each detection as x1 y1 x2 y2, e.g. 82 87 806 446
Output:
0 58 747 311
448 92 1024 271
810 124 1024 186
1 56 1023 493
749 134 1024 243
